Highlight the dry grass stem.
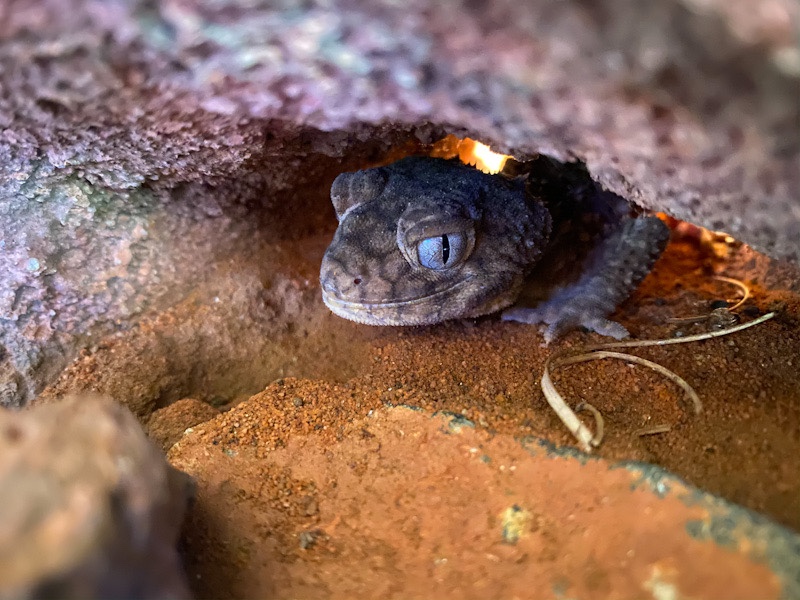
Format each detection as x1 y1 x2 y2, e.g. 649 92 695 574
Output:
634 424 672 437
554 350 702 414
540 312 776 452
667 275 751 324
575 402 605 447
541 359 595 453
588 311 775 350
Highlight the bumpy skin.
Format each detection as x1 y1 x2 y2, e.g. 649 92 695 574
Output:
320 156 669 341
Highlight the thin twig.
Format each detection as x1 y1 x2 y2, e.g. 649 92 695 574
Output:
586 311 775 350
634 425 672 437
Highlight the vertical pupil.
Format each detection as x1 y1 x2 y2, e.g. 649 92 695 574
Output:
441 234 450 264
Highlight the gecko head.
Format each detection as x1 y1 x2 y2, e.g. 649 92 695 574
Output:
320 157 551 326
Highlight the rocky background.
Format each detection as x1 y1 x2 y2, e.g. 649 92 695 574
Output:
1 2 799 597
0 0 798 406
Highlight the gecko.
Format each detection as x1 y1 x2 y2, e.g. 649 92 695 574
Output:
319 155 669 343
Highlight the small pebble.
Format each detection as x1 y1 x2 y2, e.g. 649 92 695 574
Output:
299 529 321 549
709 299 728 310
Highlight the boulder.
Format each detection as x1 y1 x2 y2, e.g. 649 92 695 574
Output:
0 396 193 599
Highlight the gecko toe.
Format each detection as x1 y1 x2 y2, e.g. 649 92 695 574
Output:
581 316 630 340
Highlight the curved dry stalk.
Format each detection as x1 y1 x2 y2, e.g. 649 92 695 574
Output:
553 350 702 414
575 402 605 447
539 312 776 452
667 275 751 323
715 275 750 312
541 358 595 453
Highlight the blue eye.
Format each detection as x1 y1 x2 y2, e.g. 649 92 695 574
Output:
417 232 468 270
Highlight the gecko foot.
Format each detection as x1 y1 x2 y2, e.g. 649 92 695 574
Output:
501 306 630 344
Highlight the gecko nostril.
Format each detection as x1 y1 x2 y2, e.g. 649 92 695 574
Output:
353 277 362 285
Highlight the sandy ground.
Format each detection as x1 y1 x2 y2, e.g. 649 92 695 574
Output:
37 223 800 598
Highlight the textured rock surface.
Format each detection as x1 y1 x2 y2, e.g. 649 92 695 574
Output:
1 0 798 406
0 395 192 600
169 404 800 599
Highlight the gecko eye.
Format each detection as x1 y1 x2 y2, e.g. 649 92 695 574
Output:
397 206 476 271
417 232 469 270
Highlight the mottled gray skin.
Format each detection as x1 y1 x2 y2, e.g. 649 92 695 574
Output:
320 156 669 342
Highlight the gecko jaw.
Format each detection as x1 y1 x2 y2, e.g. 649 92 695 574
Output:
321 278 476 326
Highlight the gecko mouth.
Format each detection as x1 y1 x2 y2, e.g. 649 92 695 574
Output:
321 278 475 326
